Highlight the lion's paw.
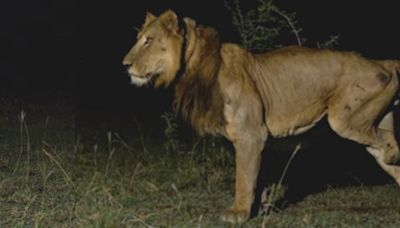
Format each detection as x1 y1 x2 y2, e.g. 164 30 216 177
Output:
221 208 250 224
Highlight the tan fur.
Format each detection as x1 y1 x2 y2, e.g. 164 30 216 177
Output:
123 10 400 224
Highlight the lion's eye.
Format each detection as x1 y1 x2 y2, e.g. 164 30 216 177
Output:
144 37 153 46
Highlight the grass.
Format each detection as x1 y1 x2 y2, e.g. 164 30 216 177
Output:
1 100 400 227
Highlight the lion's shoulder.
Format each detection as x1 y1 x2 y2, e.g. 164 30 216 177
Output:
220 43 252 66
221 43 247 57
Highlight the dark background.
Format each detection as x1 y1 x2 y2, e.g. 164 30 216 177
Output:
2 0 399 144
2 0 400 111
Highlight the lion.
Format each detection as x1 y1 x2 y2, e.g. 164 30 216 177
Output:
123 10 400 223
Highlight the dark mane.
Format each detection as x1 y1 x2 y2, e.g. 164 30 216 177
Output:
174 25 225 135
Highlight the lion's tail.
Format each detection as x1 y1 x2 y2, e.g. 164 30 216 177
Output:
394 60 400 106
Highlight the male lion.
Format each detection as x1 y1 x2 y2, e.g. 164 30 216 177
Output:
123 10 400 223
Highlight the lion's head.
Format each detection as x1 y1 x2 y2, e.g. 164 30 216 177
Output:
122 10 184 88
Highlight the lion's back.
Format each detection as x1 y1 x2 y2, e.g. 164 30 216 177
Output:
255 47 390 136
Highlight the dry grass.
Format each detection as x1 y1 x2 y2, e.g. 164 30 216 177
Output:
1 100 400 227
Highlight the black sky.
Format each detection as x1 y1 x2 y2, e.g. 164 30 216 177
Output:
1 0 400 111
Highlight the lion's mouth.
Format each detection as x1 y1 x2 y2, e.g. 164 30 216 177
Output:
129 72 160 87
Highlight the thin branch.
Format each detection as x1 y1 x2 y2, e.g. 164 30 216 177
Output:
272 7 302 46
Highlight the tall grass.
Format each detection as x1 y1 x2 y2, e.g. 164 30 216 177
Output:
1 101 399 227
262 144 301 227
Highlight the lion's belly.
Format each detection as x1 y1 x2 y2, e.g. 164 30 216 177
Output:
265 99 328 138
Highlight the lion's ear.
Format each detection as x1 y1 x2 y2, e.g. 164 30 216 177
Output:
160 9 179 34
183 17 196 29
183 17 196 38
143 12 157 28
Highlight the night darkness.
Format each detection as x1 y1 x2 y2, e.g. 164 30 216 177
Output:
2 0 400 110
1 0 400 141
0 0 400 151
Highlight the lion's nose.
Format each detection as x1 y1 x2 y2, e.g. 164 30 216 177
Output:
122 55 133 66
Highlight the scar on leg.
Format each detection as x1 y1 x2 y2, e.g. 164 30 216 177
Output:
376 73 390 84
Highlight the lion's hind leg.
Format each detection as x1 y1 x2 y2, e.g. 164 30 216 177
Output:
327 71 400 185
367 111 400 185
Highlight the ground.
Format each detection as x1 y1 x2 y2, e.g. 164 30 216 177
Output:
1 100 400 227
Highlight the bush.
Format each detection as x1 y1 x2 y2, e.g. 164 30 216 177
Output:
225 0 304 52
225 0 339 51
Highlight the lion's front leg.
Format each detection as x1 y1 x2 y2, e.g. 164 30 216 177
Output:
221 133 267 223
219 69 268 223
